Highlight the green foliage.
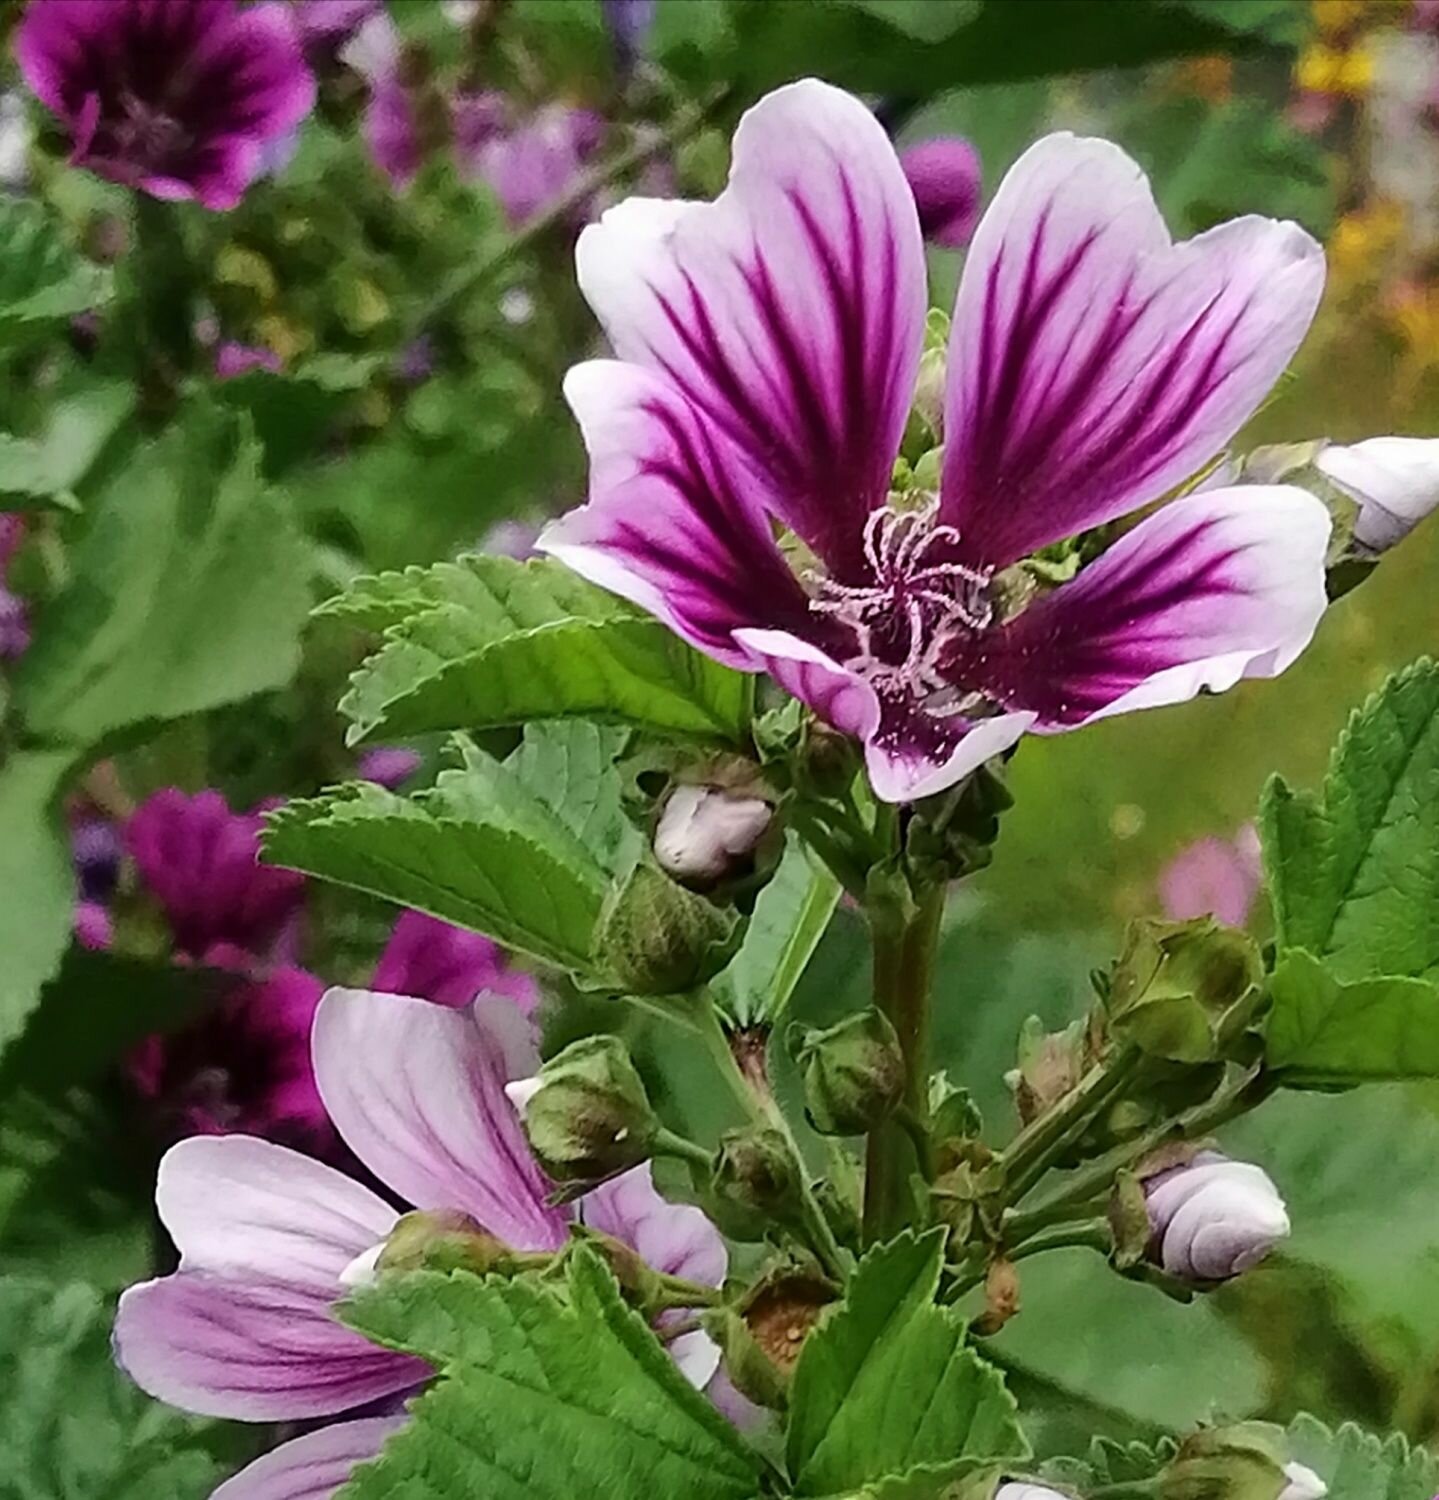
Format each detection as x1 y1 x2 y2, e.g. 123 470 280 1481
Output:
712 837 843 1027
337 1250 762 1500
0 752 76 1060
786 1229 1027 1495
1266 952 1439 1086
325 553 749 746
1262 660 1439 984
13 403 311 747
1284 1413 1439 1500
0 1278 248 1499
0 199 111 346
264 730 630 972
0 384 134 511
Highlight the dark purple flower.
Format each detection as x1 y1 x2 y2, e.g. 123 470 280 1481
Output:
17 0 316 211
601 0 655 75
373 909 539 1014
357 745 421 790
543 81 1330 802
125 789 306 959
127 950 330 1148
899 135 982 248
214 341 283 380
0 583 29 661
454 92 606 227
71 813 123 901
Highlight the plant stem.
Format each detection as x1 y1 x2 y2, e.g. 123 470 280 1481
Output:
417 86 731 329
651 1275 724 1312
862 884 945 1244
690 1000 847 1282
652 1126 714 1173
1000 1044 1143 1205
942 1219 1111 1304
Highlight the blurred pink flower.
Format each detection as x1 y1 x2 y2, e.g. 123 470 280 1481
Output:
214 342 283 380
372 909 539 1014
1158 824 1262 928
357 745 421 789
454 93 606 226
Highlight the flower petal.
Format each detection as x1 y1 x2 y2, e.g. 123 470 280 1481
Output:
313 989 567 1250
574 79 925 579
114 1273 423 1420
156 1135 397 1286
580 1163 727 1286
964 486 1330 730
730 627 880 743
212 1417 407 1500
941 133 1325 568
1315 435 1439 550
542 361 813 666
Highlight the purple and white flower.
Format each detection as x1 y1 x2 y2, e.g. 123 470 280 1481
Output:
541 80 1331 803
116 987 725 1498
17 0 316 211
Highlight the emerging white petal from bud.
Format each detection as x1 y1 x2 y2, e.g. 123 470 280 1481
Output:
338 1240 386 1289
1143 1151 1290 1282
994 1485 1068 1500
653 785 773 886
1315 436 1439 551
1280 1461 1328 1500
504 1075 543 1119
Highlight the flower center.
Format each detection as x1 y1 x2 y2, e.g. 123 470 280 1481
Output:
810 500 993 709
113 91 193 172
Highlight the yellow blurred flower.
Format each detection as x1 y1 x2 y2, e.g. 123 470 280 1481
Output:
1327 199 1405 286
1296 42 1376 97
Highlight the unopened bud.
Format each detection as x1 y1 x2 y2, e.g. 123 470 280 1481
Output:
789 1007 904 1135
594 861 737 994
1142 1151 1289 1283
1160 1423 1302 1500
1006 1016 1087 1125
713 1126 799 1222
376 1209 527 1277
899 136 982 249
1315 436 1439 551
653 784 774 889
505 1035 659 1184
995 1486 1069 1500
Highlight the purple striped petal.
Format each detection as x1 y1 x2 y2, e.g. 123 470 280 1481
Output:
154 1135 397 1286
313 989 568 1251
114 1273 422 1420
581 1163 726 1286
574 79 925 580
941 134 1325 569
542 361 814 666
959 486 1330 730
212 1418 406 1500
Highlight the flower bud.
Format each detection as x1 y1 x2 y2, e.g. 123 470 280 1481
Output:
1160 1423 1308 1500
594 861 738 995
713 1126 799 1225
789 1007 904 1135
1142 1151 1289 1282
505 1035 659 1184
376 1209 532 1277
899 136 982 248
995 1487 1069 1500
653 784 774 889
1279 1463 1326 1500
1315 436 1439 551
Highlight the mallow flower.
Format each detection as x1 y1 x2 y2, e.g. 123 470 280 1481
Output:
1313 435 1439 550
115 987 726 1499
372 908 539 1014
1142 1150 1290 1282
17 0 316 211
454 93 607 228
899 135 983 248
1158 823 1262 928
541 80 1332 803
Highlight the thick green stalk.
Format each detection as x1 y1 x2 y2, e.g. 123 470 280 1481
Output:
861 884 945 1244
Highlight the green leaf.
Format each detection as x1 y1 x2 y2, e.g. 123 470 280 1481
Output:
1284 1413 1439 1500
13 403 311 747
1261 659 1439 983
786 1228 1027 1495
0 199 111 344
0 752 76 1061
712 837 842 1027
328 554 749 746
1266 950 1439 1085
0 1278 249 1499
337 1250 763 1500
508 722 640 876
263 740 613 972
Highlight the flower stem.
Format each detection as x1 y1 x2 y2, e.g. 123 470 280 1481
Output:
417 85 731 330
652 1126 715 1174
862 883 945 1244
942 1218 1112 1304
